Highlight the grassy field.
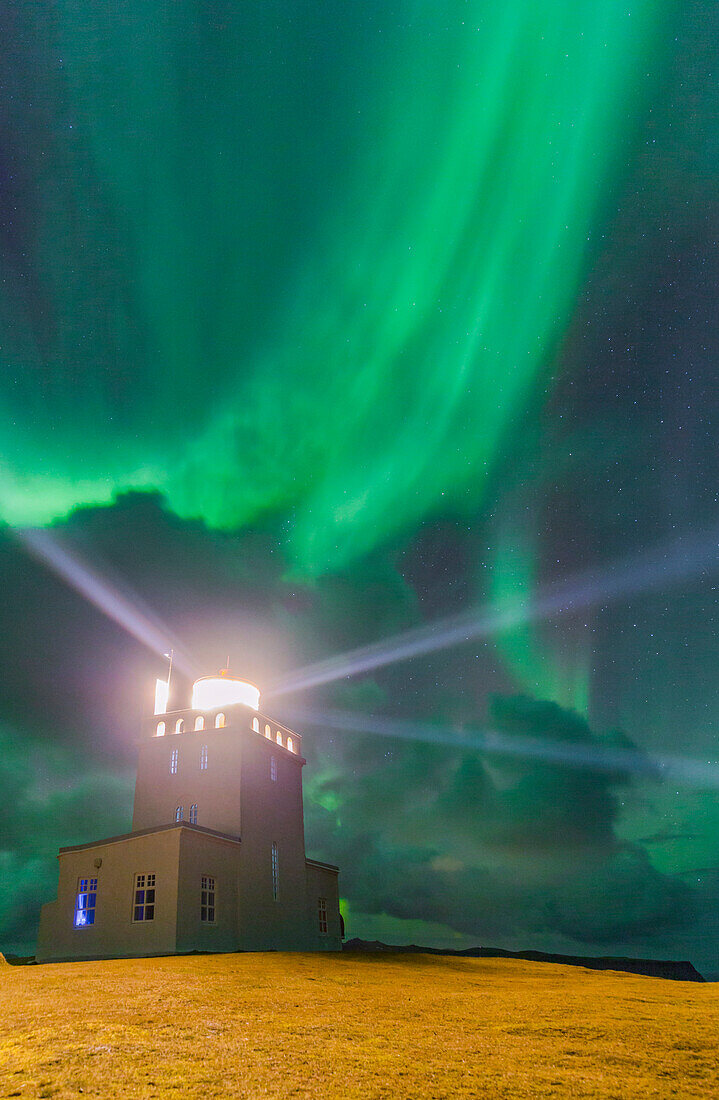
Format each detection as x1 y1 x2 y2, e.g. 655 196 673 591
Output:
1 951 717 1098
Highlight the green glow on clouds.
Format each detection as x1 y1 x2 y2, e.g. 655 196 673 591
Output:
490 530 591 712
0 2 666 576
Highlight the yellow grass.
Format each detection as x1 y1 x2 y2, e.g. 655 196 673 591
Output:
1 952 717 1098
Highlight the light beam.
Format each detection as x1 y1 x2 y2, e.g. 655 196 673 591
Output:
267 525 719 697
279 704 719 790
16 528 195 676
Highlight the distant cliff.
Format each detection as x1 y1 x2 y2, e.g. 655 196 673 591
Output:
343 939 706 982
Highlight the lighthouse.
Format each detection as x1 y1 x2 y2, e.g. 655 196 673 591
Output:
37 670 341 961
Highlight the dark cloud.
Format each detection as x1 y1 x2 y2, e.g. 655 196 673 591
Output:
304 696 698 947
0 722 132 949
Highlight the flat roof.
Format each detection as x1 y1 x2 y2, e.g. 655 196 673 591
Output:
305 857 339 873
59 822 241 855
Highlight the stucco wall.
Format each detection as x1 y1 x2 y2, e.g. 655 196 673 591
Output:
36 829 181 962
133 722 245 837
236 728 311 949
175 829 241 954
305 861 342 951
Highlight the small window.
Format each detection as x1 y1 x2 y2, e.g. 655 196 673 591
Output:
189 803 198 824
275 731 283 747
74 877 97 928
133 873 156 922
156 721 166 737
201 875 216 923
270 755 277 782
215 712 226 728
264 724 271 739
271 841 279 901
318 897 328 934
286 736 294 753
252 717 260 733
195 715 205 731
170 748 178 775
174 718 184 734
200 744 208 770
175 805 184 822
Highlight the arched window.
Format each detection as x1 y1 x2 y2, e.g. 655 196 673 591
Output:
215 712 225 729
174 718 184 734
189 803 198 825
175 805 183 822
275 731 283 747
195 716 205 731
271 841 279 901
252 717 260 733
286 736 294 753
264 724 271 739
156 721 166 737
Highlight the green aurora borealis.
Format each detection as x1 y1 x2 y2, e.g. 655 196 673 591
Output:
3 2 664 570
3 1 719 971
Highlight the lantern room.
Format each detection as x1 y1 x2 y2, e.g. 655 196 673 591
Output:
190 670 261 711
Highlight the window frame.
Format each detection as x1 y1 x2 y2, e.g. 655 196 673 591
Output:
132 873 156 923
271 841 279 901
170 747 178 775
189 803 198 825
200 743 208 770
318 896 328 934
74 877 98 928
200 874 216 924
270 755 277 782
175 805 184 822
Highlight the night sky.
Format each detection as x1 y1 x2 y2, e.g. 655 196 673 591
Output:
2 2 719 974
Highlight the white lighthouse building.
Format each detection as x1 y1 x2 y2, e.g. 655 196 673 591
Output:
37 670 342 961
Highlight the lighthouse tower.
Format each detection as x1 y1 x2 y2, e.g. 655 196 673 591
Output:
37 670 341 961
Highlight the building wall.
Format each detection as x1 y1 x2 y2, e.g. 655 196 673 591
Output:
133 722 245 836
236 728 311 949
175 829 240 954
36 829 181 963
305 862 342 951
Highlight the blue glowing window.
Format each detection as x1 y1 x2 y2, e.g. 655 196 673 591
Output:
189 803 198 824
133 873 156 922
170 748 178 775
270 755 277 782
175 805 183 822
200 744 208 770
74 877 97 928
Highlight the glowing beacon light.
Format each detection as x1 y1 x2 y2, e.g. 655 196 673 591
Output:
154 677 169 715
191 670 260 712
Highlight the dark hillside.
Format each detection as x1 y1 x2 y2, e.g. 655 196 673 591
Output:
343 939 705 982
